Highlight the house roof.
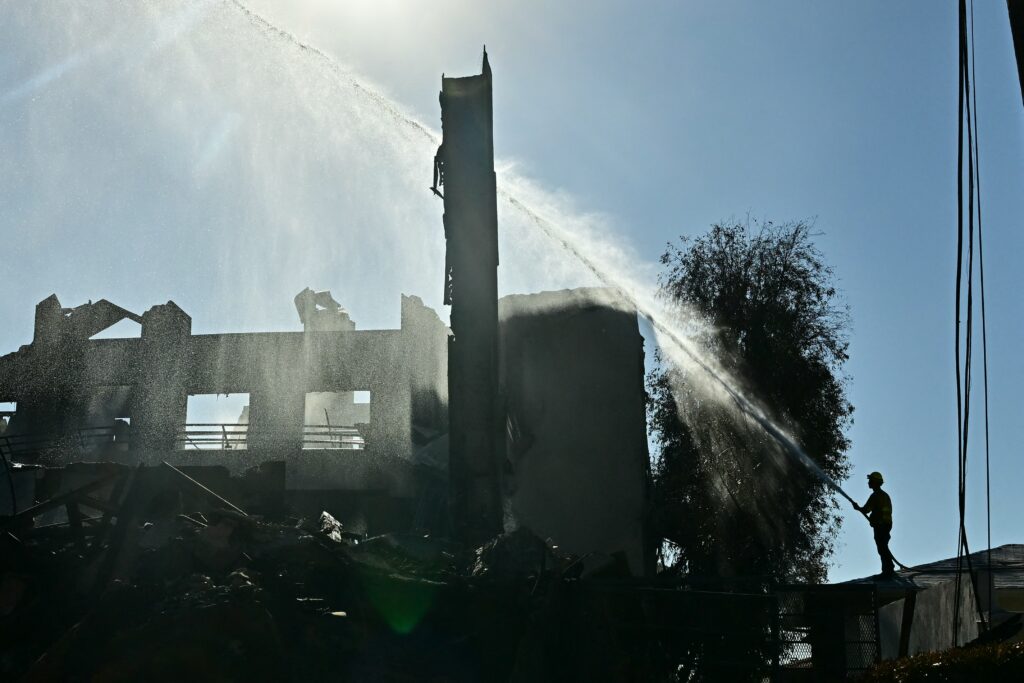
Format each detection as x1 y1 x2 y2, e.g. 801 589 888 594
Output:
903 544 1024 589
846 543 1024 590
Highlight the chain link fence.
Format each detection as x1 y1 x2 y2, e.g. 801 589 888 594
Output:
776 584 880 679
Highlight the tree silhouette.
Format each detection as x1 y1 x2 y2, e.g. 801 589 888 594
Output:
649 219 853 584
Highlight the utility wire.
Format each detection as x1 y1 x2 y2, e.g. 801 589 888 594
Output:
968 0 995 622
953 1 966 638
954 0 990 642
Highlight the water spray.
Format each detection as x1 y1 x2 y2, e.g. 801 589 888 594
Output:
9 0 875 551
502 194 859 506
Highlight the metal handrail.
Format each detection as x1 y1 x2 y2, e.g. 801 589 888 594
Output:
175 423 366 450
302 424 365 450
0 425 130 458
177 423 248 450
0 422 369 455
180 423 251 427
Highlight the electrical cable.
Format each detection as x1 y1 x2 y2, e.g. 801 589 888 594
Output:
953 0 991 641
953 0 966 638
969 0 995 624
965 0 988 633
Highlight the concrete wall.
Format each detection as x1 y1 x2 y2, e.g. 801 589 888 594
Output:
1 289 653 562
499 288 652 576
303 392 370 429
996 589 1024 612
0 295 449 486
878 578 980 659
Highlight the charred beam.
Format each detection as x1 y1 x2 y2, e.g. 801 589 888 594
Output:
436 51 504 545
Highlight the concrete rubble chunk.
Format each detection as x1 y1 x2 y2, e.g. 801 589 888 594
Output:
471 526 573 580
318 510 344 543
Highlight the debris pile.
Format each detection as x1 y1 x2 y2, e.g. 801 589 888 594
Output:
0 462 710 682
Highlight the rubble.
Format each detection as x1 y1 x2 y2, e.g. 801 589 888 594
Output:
0 464 730 681
317 510 345 543
471 526 576 580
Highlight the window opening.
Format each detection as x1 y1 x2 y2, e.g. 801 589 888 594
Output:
182 393 249 450
303 391 368 450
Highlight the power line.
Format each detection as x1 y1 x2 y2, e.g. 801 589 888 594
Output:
953 0 992 642
968 0 995 623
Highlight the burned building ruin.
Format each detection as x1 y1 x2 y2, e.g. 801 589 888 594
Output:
0 283 651 568
5 49 982 683
0 52 729 683
0 51 653 572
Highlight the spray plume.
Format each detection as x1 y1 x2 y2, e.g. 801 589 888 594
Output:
0 0 853 509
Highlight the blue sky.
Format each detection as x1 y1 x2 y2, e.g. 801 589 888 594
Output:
1 1 1021 582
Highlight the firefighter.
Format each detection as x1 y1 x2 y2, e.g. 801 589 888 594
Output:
853 471 895 578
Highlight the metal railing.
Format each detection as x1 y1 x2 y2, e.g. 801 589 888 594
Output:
176 423 249 450
174 424 366 450
302 425 365 450
0 426 130 459
0 423 368 455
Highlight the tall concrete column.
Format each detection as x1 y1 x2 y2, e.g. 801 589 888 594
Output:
134 302 191 451
435 51 503 545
